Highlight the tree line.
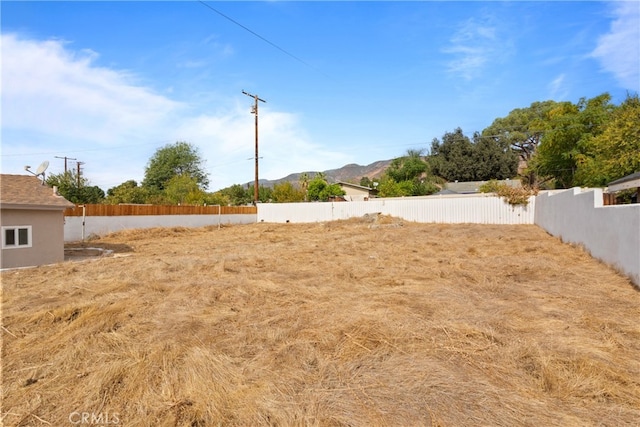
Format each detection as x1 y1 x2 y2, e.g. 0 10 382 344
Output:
48 92 639 205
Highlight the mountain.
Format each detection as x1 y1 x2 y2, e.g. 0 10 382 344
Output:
255 160 392 188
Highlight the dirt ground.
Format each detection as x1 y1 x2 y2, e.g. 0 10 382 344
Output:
2 216 639 426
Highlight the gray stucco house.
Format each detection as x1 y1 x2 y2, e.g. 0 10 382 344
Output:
1 174 74 269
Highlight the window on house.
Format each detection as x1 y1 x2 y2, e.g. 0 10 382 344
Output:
2 226 32 249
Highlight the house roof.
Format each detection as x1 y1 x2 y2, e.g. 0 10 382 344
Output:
444 179 521 194
337 181 377 192
608 172 640 193
0 174 75 210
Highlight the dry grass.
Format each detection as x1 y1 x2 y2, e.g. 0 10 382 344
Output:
2 216 639 426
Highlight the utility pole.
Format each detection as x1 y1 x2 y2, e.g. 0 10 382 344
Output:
76 161 85 188
242 90 266 204
55 156 77 174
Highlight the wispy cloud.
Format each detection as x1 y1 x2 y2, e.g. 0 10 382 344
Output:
548 74 569 100
443 15 512 81
1 33 183 144
0 33 345 190
591 1 640 90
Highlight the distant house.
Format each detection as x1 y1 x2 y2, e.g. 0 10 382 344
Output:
606 172 640 204
337 181 378 201
437 179 521 195
0 174 74 269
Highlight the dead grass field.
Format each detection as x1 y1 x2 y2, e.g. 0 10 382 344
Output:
2 216 639 426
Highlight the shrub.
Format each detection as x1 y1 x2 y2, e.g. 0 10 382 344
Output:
480 180 535 206
496 185 536 206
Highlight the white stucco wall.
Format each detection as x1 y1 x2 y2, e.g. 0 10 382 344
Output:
535 188 640 287
64 214 256 242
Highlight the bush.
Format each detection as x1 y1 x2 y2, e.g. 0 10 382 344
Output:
496 185 535 206
480 180 535 206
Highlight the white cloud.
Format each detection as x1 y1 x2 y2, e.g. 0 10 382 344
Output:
1 34 184 144
548 73 569 100
0 33 345 191
172 106 349 187
443 15 512 81
591 1 640 90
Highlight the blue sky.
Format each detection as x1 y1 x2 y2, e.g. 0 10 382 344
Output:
2 1 638 192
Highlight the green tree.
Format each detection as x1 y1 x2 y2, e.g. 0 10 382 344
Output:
378 149 438 197
105 180 149 204
533 94 615 188
386 149 429 183
299 173 310 201
359 177 373 188
143 141 209 191
163 174 207 205
46 171 105 204
472 132 519 180
307 176 345 201
429 128 476 182
81 186 106 204
307 176 327 201
321 183 345 200
376 177 414 197
481 100 559 187
574 93 640 186
257 185 273 203
272 182 305 202
206 191 232 206
218 184 253 206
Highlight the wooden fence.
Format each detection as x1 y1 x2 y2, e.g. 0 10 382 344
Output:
64 204 257 216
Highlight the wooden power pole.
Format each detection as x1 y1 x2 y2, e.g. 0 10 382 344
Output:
242 90 266 204
76 161 85 188
55 156 77 174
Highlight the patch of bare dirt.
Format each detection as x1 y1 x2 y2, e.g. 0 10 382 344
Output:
64 242 134 262
2 218 639 426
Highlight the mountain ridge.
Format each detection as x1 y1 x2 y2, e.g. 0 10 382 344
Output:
254 159 393 188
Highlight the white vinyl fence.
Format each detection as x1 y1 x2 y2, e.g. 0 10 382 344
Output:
257 193 536 224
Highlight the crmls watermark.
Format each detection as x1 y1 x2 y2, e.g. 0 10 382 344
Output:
68 411 120 425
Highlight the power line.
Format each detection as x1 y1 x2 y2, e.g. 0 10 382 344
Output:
54 156 77 174
197 1 333 80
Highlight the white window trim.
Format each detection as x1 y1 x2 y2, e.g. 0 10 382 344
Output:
2 225 33 249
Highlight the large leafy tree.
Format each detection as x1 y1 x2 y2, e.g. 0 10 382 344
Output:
376 177 414 197
429 128 476 182
307 175 345 201
533 94 616 188
272 181 305 203
378 150 438 197
46 171 105 204
105 180 149 204
359 177 375 188
385 149 428 182
481 100 559 187
163 174 208 205
378 149 438 197
573 93 640 186
143 142 209 191
472 132 519 180
218 184 253 206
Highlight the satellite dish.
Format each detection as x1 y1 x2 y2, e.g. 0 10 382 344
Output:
25 160 49 184
35 160 49 176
